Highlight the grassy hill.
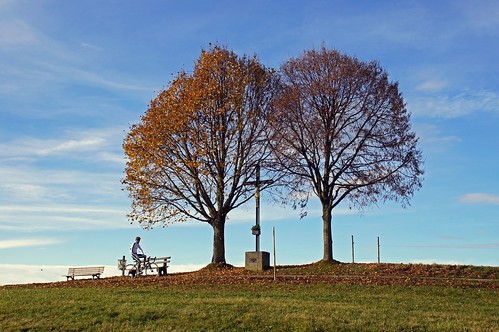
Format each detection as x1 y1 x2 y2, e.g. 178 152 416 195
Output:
1 262 498 331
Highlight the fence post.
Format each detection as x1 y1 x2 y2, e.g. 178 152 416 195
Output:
351 235 355 263
377 236 380 264
273 226 276 281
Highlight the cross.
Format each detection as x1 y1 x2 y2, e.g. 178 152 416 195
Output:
244 164 273 252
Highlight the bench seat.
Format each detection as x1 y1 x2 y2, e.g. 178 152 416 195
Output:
64 266 105 281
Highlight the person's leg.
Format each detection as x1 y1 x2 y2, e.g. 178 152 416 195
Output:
137 254 147 273
132 253 143 274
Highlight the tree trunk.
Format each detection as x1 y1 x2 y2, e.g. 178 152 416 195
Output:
211 217 226 264
322 204 333 261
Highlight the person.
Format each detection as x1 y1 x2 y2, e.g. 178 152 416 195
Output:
131 236 147 263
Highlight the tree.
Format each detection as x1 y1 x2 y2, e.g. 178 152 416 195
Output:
269 47 424 262
123 45 277 264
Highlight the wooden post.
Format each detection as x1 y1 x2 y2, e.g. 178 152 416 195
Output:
377 236 380 264
273 226 276 281
351 235 355 263
332 238 334 261
118 255 126 276
255 165 260 252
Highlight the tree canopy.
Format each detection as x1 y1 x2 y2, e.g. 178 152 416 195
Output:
123 45 423 265
123 45 278 263
269 47 424 261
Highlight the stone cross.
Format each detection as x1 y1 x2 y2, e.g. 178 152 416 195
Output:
244 164 273 252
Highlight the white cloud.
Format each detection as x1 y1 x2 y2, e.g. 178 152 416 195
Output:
0 183 48 201
79 42 103 52
0 264 69 285
227 200 355 225
410 90 499 118
169 264 205 273
0 16 151 122
412 123 461 148
457 0 499 31
0 130 129 233
416 79 448 92
0 19 36 47
37 137 107 156
0 205 125 215
0 238 62 250
409 259 464 265
67 66 152 93
0 165 122 201
0 204 130 231
98 152 126 165
459 193 499 205
0 127 124 161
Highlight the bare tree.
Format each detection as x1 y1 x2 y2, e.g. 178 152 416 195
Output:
270 47 424 261
123 45 278 264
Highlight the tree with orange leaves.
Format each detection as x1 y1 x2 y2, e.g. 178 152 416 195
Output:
270 48 424 262
123 45 278 264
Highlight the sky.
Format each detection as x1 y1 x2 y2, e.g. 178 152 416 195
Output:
1 0 498 285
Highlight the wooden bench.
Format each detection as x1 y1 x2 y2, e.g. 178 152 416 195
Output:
151 256 170 276
64 266 105 281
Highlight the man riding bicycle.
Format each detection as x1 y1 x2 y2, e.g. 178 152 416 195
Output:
131 236 148 270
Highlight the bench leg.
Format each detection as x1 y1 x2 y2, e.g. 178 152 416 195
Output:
158 266 167 276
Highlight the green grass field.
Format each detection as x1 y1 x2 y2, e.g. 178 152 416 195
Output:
1 263 498 331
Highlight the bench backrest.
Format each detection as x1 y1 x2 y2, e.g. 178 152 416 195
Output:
152 256 171 263
67 266 105 276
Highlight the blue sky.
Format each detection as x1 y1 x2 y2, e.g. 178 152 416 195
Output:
1 0 498 285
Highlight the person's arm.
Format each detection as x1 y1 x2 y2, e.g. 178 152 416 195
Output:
137 243 145 255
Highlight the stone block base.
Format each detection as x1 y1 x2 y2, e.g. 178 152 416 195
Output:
245 251 270 271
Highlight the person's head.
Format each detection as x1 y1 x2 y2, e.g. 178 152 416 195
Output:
135 236 141 243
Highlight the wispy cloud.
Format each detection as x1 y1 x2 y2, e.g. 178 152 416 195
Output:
0 136 107 159
0 128 129 232
0 19 37 47
459 193 499 205
416 79 448 92
0 204 130 231
409 259 464 265
457 0 499 31
37 137 107 156
0 165 123 201
0 14 152 123
79 42 103 52
410 90 499 118
0 127 125 164
0 238 62 250
0 128 127 232
412 123 461 148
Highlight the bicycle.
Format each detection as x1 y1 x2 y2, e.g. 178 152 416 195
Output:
126 256 159 277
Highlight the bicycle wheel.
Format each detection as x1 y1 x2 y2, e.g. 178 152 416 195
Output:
147 262 159 275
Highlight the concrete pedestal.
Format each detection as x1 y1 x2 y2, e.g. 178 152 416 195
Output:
245 251 270 271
